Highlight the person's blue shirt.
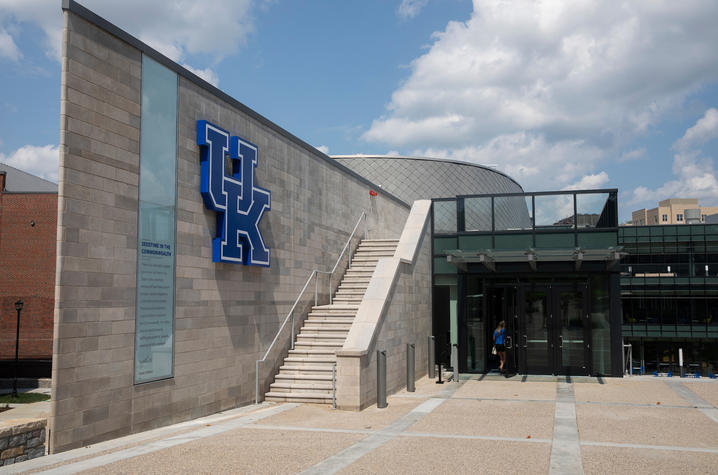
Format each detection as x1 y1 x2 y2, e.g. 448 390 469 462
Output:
494 328 505 345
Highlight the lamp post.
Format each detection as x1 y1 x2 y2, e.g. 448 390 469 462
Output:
12 299 23 398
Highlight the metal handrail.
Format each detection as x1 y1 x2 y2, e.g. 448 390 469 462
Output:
255 211 367 403
329 211 367 304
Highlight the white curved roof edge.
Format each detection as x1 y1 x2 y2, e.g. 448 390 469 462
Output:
330 154 523 190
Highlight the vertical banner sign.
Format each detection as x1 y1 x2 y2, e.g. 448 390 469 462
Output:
196 120 271 266
135 56 178 384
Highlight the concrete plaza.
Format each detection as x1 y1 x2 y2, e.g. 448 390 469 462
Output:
5 375 718 474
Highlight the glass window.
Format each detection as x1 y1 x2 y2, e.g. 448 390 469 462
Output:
662 214 668 222
135 55 178 384
535 194 574 228
464 197 492 231
677 214 684 222
591 275 611 375
494 196 533 231
576 193 609 228
433 201 457 234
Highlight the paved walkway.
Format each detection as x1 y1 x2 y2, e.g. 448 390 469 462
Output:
4 376 718 474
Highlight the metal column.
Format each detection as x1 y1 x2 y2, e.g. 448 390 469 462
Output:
377 350 387 408
407 343 415 392
428 336 435 379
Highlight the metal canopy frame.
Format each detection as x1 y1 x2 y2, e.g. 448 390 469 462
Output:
445 247 625 272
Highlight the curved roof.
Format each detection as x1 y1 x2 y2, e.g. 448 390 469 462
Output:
331 155 524 204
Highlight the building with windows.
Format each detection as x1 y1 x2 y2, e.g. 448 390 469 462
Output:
0 163 57 379
620 225 718 376
430 190 622 376
632 198 718 226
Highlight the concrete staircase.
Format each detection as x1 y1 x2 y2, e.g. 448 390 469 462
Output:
264 238 398 403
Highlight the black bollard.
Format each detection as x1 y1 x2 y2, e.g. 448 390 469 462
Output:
436 363 444 384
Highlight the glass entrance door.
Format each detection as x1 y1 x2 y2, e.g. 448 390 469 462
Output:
519 288 552 374
555 287 590 375
518 284 591 375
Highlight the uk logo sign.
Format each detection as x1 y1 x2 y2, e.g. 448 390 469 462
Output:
197 120 270 267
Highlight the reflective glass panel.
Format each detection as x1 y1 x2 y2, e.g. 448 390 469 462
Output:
433 201 457 234
135 55 178 384
576 193 610 228
464 197 492 231
494 196 533 231
534 194 574 228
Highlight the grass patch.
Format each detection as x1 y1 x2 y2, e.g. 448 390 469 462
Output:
0 393 50 404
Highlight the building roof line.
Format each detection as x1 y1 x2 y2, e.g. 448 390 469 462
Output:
331 154 524 191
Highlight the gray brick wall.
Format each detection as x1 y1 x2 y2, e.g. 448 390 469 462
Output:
51 10 409 453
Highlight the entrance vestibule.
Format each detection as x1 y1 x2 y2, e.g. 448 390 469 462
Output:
459 277 594 376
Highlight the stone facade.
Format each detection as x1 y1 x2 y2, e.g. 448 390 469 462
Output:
0 419 46 466
51 7 409 453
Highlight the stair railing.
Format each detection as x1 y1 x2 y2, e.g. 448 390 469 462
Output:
329 211 367 304
255 211 367 403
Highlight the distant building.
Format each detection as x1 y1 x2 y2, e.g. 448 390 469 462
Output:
0 163 57 378
707 213 718 225
631 198 718 226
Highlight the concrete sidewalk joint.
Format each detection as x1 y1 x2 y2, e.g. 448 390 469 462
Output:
30 404 299 475
300 381 463 475
666 381 718 424
549 382 584 475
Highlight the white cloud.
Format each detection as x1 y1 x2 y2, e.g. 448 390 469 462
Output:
0 27 20 61
674 108 718 150
364 0 718 190
414 132 604 189
181 64 219 87
397 0 429 20
618 147 646 162
630 109 718 206
563 171 609 190
0 144 59 183
0 0 260 76
315 145 329 155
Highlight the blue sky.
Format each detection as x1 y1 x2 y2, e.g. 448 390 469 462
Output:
1 0 718 222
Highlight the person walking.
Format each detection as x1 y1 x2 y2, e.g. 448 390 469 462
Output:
493 321 507 373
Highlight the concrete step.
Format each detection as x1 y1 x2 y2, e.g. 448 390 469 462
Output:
302 324 352 331
297 332 348 339
360 239 398 243
288 348 336 357
338 284 368 290
310 304 359 311
294 341 344 348
284 356 336 364
279 364 334 373
306 317 355 324
265 392 333 404
269 381 333 391
275 373 332 382
334 289 366 295
306 319 354 326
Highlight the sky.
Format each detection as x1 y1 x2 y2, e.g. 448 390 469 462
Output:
1 0 717 222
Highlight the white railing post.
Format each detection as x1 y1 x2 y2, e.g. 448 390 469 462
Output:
314 272 318 307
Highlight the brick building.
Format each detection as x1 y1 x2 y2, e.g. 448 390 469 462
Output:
0 163 58 377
